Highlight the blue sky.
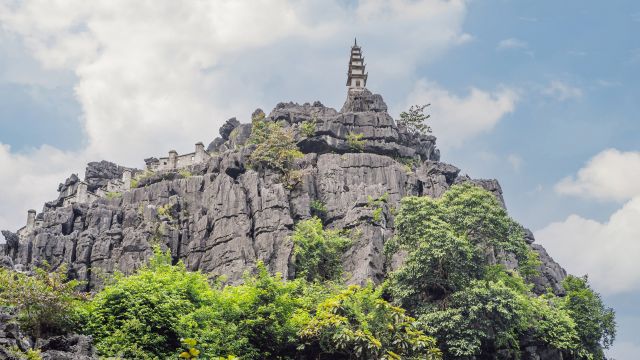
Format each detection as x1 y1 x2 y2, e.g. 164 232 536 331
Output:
0 1 638 357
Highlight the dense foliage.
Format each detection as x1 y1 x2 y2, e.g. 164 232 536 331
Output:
292 217 352 282
78 251 439 359
248 115 303 173
385 183 537 308
80 250 214 359
385 183 615 359
0 264 82 338
299 285 441 359
560 276 616 359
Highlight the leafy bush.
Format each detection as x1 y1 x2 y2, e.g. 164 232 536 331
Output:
299 285 441 359
248 119 303 173
179 169 193 178
398 104 431 135
0 265 83 338
346 131 365 151
300 120 316 137
81 248 215 359
309 199 328 219
131 169 155 188
157 203 175 221
292 217 351 282
5 347 43 360
560 276 616 359
420 273 580 357
178 263 311 359
105 191 122 200
367 193 389 223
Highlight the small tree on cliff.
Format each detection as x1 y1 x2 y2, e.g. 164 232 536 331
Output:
398 104 432 135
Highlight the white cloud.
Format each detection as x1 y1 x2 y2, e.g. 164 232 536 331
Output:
497 38 528 50
404 79 518 148
542 80 583 101
539 148 640 295
536 196 640 295
0 144 87 232
0 0 473 232
555 149 640 202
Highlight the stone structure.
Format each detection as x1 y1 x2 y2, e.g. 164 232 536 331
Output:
145 142 211 171
346 38 368 92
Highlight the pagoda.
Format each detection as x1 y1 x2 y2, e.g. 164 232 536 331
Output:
346 38 368 92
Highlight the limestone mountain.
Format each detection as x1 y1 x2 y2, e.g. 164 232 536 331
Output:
0 88 565 296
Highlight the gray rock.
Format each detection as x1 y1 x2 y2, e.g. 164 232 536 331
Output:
219 117 240 140
530 243 567 295
340 89 388 113
85 161 134 192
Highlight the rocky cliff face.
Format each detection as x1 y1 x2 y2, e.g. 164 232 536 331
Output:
1 90 565 297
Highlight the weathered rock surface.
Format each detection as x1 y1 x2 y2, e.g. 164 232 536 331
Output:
0 308 95 359
1 91 565 294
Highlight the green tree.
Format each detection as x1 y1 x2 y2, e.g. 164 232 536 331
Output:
299 285 442 360
560 276 616 359
178 263 311 359
292 217 352 282
398 104 431 135
81 249 215 359
0 264 83 338
385 183 539 309
420 269 581 358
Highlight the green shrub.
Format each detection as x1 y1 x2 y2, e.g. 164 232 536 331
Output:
131 169 155 188
420 271 580 357
248 120 303 174
179 169 193 178
366 193 388 223
291 217 351 282
300 121 316 137
309 199 327 218
105 191 121 200
157 203 175 221
0 265 83 338
560 276 616 359
346 131 365 151
5 347 43 360
398 104 432 135
177 263 311 359
299 285 441 359
80 248 215 359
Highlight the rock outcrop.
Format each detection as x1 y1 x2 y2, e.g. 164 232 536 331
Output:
0 308 95 360
1 90 565 294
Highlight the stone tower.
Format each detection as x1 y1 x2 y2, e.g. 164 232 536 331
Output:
346 38 368 92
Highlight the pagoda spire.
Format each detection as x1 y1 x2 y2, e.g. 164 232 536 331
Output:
346 39 368 92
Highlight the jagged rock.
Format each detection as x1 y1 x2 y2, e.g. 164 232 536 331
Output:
37 335 95 360
530 243 567 295
219 117 240 140
1 230 19 257
207 137 225 153
84 161 132 192
340 89 388 113
524 228 536 244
